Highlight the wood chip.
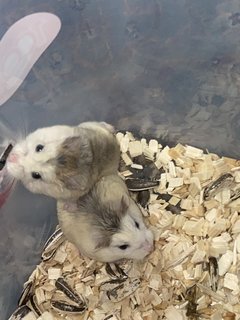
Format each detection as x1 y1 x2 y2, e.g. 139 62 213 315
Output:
223 273 239 293
168 178 183 189
23 312 37 320
185 145 203 158
218 251 233 276
155 146 172 167
165 306 186 320
148 139 159 153
48 268 61 280
120 135 129 153
37 312 54 320
131 163 143 170
128 141 142 157
122 153 133 166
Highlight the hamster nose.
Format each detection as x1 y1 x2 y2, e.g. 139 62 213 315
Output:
7 152 19 163
143 240 154 253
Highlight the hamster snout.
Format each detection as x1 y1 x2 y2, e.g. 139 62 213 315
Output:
7 142 27 164
142 239 154 253
6 147 26 180
139 229 154 256
7 152 19 163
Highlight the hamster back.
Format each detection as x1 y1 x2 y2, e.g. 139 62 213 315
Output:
55 124 120 195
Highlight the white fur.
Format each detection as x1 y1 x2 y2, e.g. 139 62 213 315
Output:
96 208 154 262
6 122 116 199
78 121 115 133
57 196 154 263
6 125 75 198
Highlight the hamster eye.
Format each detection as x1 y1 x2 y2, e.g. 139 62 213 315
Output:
135 221 140 229
35 144 44 152
119 244 129 250
31 172 42 179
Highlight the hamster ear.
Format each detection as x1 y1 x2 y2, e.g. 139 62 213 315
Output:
60 136 93 164
57 135 93 191
120 193 130 214
108 193 129 215
99 122 115 133
110 193 130 216
95 235 111 249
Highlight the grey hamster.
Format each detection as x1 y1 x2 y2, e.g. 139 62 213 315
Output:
6 121 120 200
57 174 154 262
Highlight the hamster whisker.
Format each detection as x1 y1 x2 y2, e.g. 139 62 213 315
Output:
0 117 17 144
15 127 28 144
11 110 31 144
21 119 28 140
18 109 30 140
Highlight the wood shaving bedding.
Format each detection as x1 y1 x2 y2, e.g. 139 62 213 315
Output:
9 132 240 320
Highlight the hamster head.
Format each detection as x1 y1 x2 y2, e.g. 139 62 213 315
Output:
6 122 119 200
92 194 154 263
6 125 88 199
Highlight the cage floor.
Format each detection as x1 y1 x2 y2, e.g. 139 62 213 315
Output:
10 132 240 320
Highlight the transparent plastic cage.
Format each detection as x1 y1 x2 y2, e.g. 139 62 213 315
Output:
1 0 240 318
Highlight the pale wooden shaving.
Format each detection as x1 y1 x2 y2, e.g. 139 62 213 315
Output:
37 312 54 320
148 139 159 153
23 312 37 320
121 153 133 166
131 163 143 170
128 141 142 157
223 273 239 294
218 250 233 276
47 268 62 280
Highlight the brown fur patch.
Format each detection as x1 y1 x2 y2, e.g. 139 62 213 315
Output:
77 188 127 249
55 135 93 190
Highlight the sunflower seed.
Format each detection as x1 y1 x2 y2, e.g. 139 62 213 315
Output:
100 278 127 291
55 277 85 306
137 190 150 208
185 285 198 318
230 188 240 202
8 305 36 320
0 143 13 170
126 179 159 191
51 301 86 314
203 173 234 200
208 257 218 291
41 228 65 261
105 277 141 302
165 203 182 215
28 295 42 316
105 263 128 280
18 281 33 306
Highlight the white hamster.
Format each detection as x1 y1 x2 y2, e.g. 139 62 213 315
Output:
6 121 120 200
57 174 154 263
